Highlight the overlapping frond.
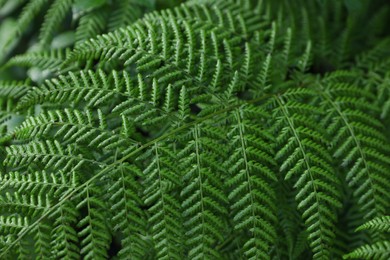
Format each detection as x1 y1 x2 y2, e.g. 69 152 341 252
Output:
0 0 151 65
0 80 30 135
49 200 80 259
274 181 308 259
0 170 76 197
75 183 111 259
0 80 31 100
75 8 109 46
225 105 277 259
0 168 79 259
319 82 390 219
179 123 228 259
19 69 130 109
1 0 390 258
108 164 149 259
39 0 73 47
142 142 184 259
344 216 390 259
345 241 390 260
5 48 70 71
332 193 371 258
4 139 92 172
354 38 390 120
15 0 52 38
7 108 140 160
271 88 342 259
356 216 390 233
65 1 278 81
108 0 149 32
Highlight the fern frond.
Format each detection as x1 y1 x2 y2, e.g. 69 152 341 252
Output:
8 108 140 159
66 1 271 78
319 82 390 219
2 0 390 258
33 222 52 259
356 38 390 74
0 214 32 258
0 81 30 126
5 48 70 71
344 215 390 259
15 0 52 37
49 200 80 259
16 69 182 142
1 0 152 62
0 170 76 197
344 241 390 259
4 140 91 172
225 105 277 259
108 163 149 259
356 216 390 233
19 70 143 110
0 79 30 98
0 169 79 258
76 183 111 259
332 192 371 258
275 180 308 259
0 191 50 217
39 0 73 47
75 8 109 46
271 88 342 259
179 123 228 259
18 70 122 110
142 142 184 259
108 0 146 32
0 215 29 237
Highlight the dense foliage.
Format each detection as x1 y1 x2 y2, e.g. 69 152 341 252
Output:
0 0 389 259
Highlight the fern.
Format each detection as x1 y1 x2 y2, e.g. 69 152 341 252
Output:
318 82 390 220
271 88 342 259
108 163 149 259
356 216 390 233
4 48 71 72
226 105 277 259
142 142 184 259
1 0 390 259
39 0 74 47
344 216 390 259
179 123 228 259
0 0 152 63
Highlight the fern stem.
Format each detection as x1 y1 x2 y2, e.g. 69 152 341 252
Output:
193 124 207 255
235 109 259 257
